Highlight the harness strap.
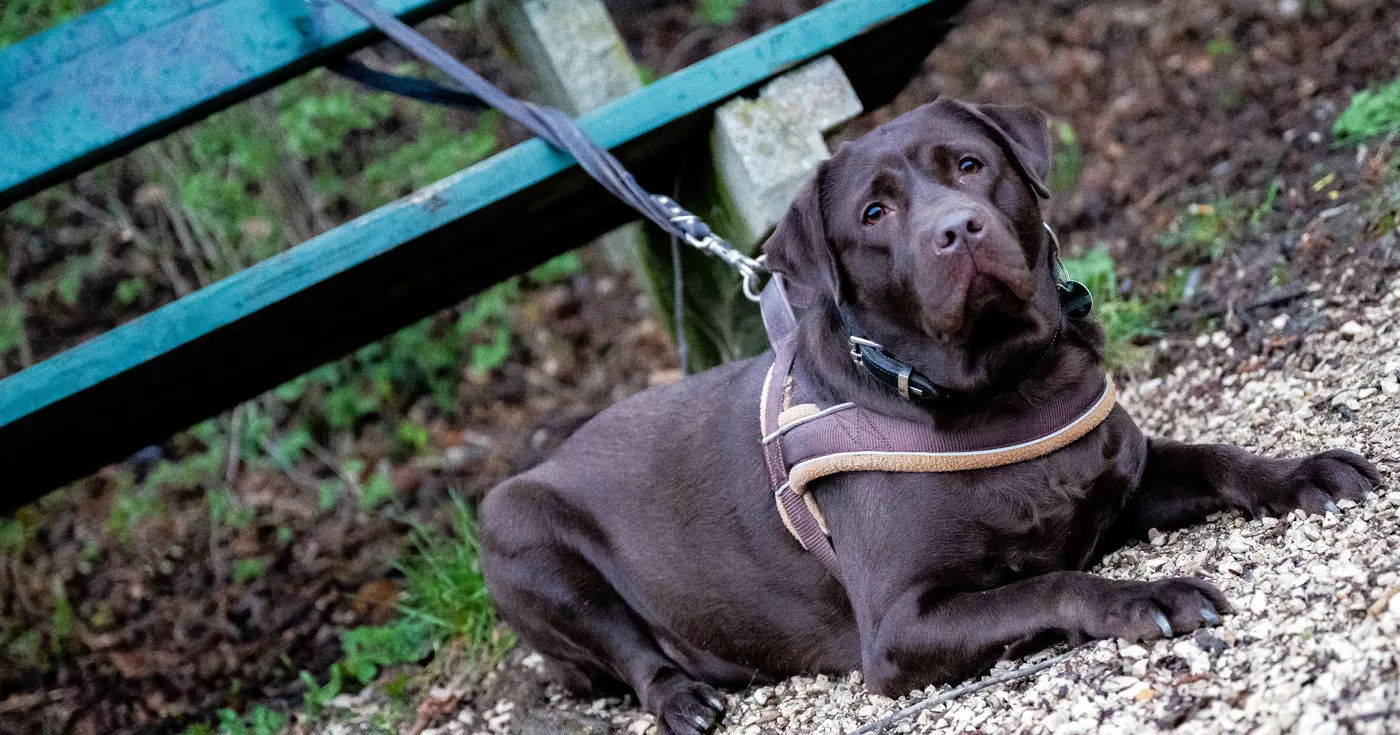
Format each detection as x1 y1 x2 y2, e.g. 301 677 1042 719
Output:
760 277 844 582
782 376 1115 497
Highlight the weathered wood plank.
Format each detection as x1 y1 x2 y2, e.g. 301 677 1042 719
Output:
0 0 469 207
0 0 967 510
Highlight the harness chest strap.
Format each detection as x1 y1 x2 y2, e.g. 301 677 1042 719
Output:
773 375 1118 498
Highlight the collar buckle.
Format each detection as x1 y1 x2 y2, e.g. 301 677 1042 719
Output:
848 335 882 366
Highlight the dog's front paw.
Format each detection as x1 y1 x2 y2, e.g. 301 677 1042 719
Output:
1239 449 1380 518
647 675 725 735
1078 577 1231 644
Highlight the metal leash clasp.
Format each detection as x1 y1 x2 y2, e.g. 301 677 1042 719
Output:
657 195 768 302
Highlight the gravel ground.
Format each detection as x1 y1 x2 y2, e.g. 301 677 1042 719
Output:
389 266 1400 735
712 274 1400 734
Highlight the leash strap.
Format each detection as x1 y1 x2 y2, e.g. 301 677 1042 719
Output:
328 58 489 109
311 0 766 300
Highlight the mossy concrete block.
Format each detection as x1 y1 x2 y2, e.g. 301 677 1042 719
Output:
713 56 862 244
498 0 646 268
497 0 643 117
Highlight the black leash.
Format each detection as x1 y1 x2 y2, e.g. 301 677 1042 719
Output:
328 58 488 110
309 0 766 302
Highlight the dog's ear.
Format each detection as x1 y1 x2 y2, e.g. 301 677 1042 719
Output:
761 167 840 308
954 101 1052 200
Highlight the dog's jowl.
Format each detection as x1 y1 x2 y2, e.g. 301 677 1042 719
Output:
479 99 1380 735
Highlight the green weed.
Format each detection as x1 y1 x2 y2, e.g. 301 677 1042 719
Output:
1334 74 1400 145
1063 249 1161 370
233 558 269 585
1206 36 1236 59
214 705 286 735
397 495 501 653
1251 178 1283 227
5 629 45 671
209 490 256 532
299 666 343 718
0 506 38 556
106 470 166 550
1049 121 1082 195
358 469 396 512
1155 198 1245 263
48 581 74 653
294 496 502 722
362 107 500 208
0 302 25 356
396 420 431 456
0 0 106 48
698 0 747 25
337 619 435 686
318 480 345 512
527 251 583 284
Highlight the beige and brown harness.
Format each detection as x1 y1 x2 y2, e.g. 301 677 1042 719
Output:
757 275 1116 582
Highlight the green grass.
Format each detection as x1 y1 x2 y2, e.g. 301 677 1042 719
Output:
1063 248 1161 370
0 0 106 47
1205 36 1236 60
1333 74 1400 145
201 705 286 735
337 619 435 686
698 0 747 25
1049 121 1082 195
286 493 503 726
397 494 500 652
232 558 269 585
1154 198 1245 263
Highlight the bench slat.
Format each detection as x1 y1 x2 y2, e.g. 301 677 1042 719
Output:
0 0 965 510
0 0 468 207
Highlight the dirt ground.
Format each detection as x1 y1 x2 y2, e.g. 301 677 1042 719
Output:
3 0 1399 733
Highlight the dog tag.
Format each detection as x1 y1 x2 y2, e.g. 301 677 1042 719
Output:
1059 280 1093 319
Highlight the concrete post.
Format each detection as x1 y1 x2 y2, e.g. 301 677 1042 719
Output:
497 0 645 267
641 55 864 371
712 55 864 247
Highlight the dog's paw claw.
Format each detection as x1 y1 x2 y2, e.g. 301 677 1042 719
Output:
1241 450 1380 517
1154 612 1173 638
1086 577 1229 643
649 677 724 735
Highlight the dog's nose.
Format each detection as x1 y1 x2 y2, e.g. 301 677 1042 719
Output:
935 210 985 253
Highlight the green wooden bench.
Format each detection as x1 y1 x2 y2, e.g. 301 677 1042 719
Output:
0 0 967 512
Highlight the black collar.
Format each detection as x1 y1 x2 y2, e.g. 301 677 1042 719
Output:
840 223 1091 405
841 307 1063 404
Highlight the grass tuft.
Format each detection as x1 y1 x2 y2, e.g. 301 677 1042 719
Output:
1154 198 1244 263
396 494 500 654
1334 75 1400 145
1063 248 1161 370
698 0 746 26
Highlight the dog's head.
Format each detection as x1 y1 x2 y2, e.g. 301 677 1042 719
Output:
763 98 1066 389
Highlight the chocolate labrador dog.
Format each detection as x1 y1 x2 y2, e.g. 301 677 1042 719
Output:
479 98 1379 734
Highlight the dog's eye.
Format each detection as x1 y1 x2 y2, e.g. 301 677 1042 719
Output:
959 157 983 175
862 203 887 225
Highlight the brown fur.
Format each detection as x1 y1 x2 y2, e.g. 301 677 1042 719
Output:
479 99 1380 734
